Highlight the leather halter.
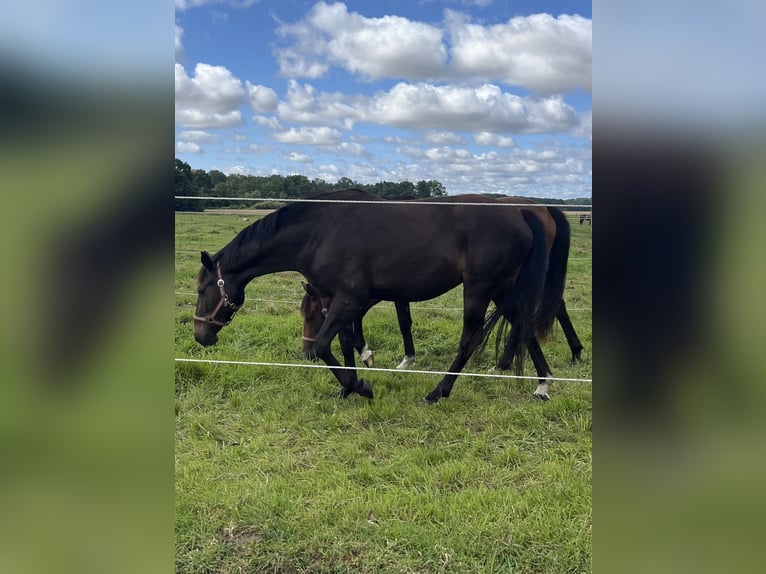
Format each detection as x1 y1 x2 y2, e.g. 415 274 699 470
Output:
193 266 242 327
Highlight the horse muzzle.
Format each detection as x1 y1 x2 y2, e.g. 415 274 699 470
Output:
194 328 219 347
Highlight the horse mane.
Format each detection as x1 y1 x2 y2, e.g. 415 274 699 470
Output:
215 189 375 272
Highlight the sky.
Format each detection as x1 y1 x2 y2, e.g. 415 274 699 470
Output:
175 0 592 199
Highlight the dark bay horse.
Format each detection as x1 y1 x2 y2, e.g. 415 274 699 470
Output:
300 198 583 371
194 189 554 402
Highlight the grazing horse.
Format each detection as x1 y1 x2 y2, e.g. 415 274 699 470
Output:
194 189 554 403
300 198 584 369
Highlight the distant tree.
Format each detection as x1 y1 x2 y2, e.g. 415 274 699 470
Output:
416 179 446 198
334 176 357 190
209 169 227 187
191 169 212 196
175 158 203 211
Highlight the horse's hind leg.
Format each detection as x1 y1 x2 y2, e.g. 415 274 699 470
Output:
424 295 488 403
394 301 416 369
350 317 373 367
527 337 553 400
556 300 584 363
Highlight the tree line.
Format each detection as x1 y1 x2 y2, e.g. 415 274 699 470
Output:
175 158 590 211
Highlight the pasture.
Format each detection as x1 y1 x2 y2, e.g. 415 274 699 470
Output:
175 208 592 573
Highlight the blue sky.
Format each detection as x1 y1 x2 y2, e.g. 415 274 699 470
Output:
175 1 591 198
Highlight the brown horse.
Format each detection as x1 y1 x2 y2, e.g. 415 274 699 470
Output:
194 189 554 402
300 197 583 372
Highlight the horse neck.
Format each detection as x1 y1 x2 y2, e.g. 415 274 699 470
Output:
222 217 306 283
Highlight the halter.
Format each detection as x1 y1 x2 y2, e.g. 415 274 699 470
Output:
193 265 242 327
301 306 329 343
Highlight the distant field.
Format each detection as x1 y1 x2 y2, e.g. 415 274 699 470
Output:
203 208 276 216
175 211 592 574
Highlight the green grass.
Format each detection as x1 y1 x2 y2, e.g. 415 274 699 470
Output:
175 212 592 573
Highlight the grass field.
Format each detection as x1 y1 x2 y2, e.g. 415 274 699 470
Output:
175 209 592 573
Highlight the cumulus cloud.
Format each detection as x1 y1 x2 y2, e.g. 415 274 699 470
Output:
175 63 245 128
424 131 465 145
177 130 220 143
282 152 312 163
446 10 592 93
246 82 278 112
271 80 580 135
274 3 590 93
253 115 282 130
474 132 515 147
273 126 342 145
363 82 578 133
336 141 370 157
570 109 592 140
275 1 447 80
176 141 202 154
175 24 184 60
277 80 359 129
385 141 589 196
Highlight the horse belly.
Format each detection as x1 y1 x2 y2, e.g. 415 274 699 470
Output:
369 259 462 302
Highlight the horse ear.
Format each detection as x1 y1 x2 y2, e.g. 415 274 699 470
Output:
200 251 215 271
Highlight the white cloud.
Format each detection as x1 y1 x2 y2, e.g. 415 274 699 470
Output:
282 152 313 163
177 130 220 143
275 1 447 80
253 115 282 130
447 11 591 93
274 3 591 93
364 82 578 133
570 109 592 140
474 132 515 147
246 82 278 112
277 80 358 129
175 63 245 128
273 126 342 145
176 141 202 154
336 141 370 157
175 24 184 60
424 131 465 146
272 80 579 135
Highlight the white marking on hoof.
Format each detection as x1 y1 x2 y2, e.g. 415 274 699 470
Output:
396 355 416 370
533 381 551 401
359 346 373 366
359 346 372 362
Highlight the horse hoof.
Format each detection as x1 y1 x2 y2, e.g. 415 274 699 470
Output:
533 392 550 401
356 379 374 399
339 388 352 399
422 396 439 405
396 356 415 370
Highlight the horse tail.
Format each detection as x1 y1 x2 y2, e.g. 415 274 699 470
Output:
481 209 548 374
536 206 571 339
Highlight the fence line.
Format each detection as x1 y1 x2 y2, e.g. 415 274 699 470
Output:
175 249 591 259
175 357 592 384
175 196 593 209
173 291 592 313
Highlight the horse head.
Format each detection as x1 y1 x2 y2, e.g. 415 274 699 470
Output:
193 251 244 346
299 282 330 360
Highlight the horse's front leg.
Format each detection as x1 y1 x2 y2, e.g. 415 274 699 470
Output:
310 297 373 399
